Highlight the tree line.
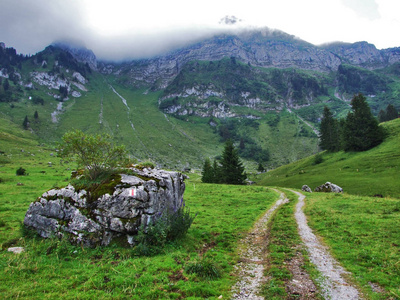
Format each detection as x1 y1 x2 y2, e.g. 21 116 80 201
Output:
319 93 388 152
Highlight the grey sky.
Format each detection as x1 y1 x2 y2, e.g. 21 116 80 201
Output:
1 0 399 61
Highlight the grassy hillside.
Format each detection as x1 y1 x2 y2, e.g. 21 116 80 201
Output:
255 118 400 198
0 68 321 170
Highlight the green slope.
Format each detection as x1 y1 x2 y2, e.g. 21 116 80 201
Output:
255 118 400 198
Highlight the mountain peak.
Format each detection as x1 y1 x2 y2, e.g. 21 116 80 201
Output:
52 42 97 70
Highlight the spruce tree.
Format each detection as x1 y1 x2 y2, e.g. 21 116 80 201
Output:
212 159 221 183
201 158 214 183
386 104 398 121
378 109 387 123
220 139 246 185
34 110 39 119
343 93 385 151
23 115 29 130
319 106 340 152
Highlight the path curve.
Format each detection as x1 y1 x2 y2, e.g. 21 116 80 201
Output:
289 189 360 300
231 189 288 299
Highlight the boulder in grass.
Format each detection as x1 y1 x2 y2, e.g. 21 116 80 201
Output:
301 185 312 193
24 167 186 247
314 182 343 193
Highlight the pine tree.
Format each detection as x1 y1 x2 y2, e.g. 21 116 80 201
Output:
343 93 385 151
212 159 221 183
386 104 398 121
34 110 39 119
23 115 29 130
201 158 214 183
319 106 340 152
378 109 387 123
220 139 246 185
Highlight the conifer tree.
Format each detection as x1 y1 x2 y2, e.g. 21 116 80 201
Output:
386 104 398 121
220 139 246 185
23 115 29 130
343 93 385 151
201 158 214 183
34 110 39 119
212 159 221 183
319 106 340 152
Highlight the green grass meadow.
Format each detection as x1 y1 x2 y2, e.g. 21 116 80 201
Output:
255 118 400 198
0 139 279 300
304 192 400 299
1 91 400 298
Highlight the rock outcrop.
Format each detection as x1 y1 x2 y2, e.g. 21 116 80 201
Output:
100 29 400 90
24 167 186 247
301 185 312 193
314 182 343 193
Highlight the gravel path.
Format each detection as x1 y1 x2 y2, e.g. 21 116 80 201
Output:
290 189 360 300
231 190 288 299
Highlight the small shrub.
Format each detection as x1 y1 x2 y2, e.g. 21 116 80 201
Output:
313 154 324 165
134 200 196 256
136 161 156 169
185 257 221 280
16 167 27 176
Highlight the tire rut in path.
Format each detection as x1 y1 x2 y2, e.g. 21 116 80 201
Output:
289 189 360 300
231 190 288 299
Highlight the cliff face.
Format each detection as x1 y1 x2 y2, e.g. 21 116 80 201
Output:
321 41 400 69
100 30 400 89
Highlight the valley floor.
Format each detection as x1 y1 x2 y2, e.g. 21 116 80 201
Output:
1 159 399 299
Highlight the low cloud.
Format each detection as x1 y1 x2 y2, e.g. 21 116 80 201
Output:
219 15 243 25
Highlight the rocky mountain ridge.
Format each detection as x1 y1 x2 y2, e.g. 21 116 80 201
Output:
99 29 400 89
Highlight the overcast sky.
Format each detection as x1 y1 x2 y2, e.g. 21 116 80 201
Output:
1 0 399 61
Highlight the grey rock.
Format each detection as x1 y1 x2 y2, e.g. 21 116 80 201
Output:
314 182 343 193
301 185 312 193
24 167 186 247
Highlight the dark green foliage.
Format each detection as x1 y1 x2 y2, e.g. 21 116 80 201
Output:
3 79 10 91
319 106 341 152
34 110 39 119
201 158 214 183
16 167 26 176
257 163 265 172
215 119 269 162
202 140 246 184
220 139 246 185
343 94 385 151
313 153 324 165
379 104 399 122
238 141 270 162
59 86 68 99
32 96 44 105
22 115 29 130
134 202 196 256
338 64 388 95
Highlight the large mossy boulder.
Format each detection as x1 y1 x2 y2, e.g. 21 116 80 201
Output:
24 167 186 247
